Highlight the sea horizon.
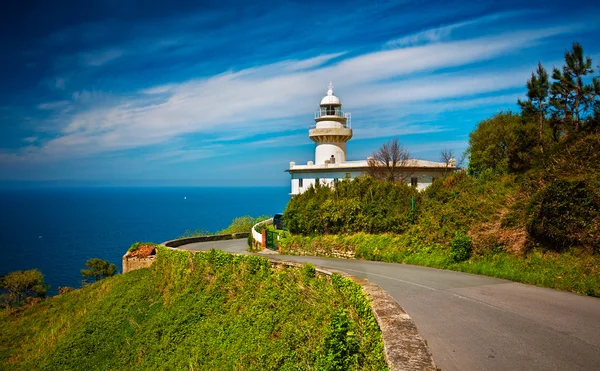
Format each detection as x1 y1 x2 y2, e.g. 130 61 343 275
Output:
0 186 290 295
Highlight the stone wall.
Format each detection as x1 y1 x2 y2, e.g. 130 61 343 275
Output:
122 254 156 274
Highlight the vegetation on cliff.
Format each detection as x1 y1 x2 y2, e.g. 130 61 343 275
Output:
1 247 387 370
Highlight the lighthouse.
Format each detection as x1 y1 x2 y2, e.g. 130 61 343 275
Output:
309 82 352 165
287 82 455 195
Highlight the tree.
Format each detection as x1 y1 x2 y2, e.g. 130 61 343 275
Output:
439 149 465 174
0 269 48 307
550 42 594 134
467 111 536 176
518 62 550 151
81 258 117 283
366 137 412 182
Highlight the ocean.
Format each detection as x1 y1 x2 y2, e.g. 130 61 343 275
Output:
0 187 290 295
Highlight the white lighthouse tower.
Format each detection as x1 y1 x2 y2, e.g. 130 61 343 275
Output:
287 82 455 195
309 82 352 165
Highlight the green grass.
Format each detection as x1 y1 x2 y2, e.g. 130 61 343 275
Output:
180 215 270 238
280 233 600 297
1 247 387 370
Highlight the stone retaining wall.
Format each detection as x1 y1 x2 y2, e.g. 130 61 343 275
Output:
122 254 156 274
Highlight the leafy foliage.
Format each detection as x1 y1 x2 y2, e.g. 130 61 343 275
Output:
0 269 48 308
81 258 117 282
467 111 537 176
1 248 387 370
284 176 419 235
450 231 473 262
527 178 600 251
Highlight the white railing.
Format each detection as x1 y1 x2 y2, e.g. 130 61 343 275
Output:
314 109 345 119
251 218 273 245
312 112 351 128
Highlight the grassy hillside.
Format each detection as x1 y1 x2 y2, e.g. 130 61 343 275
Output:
280 133 600 297
0 247 387 370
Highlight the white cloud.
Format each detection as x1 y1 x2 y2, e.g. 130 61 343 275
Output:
23 136 38 143
6 23 582 164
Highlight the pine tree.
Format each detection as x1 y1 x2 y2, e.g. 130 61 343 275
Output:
519 62 549 151
550 42 594 133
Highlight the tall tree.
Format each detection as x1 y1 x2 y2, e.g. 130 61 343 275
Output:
366 137 412 182
518 62 549 151
550 42 594 133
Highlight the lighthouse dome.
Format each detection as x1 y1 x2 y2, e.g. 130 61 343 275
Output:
320 82 341 105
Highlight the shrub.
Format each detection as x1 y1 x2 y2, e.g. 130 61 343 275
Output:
218 215 269 234
450 231 472 262
284 176 419 235
300 264 316 281
527 178 600 250
128 241 157 252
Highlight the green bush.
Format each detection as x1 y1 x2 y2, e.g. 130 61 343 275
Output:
180 215 270 238
284 176 419 235
527 178 600 251
217 215 270 235
450 231 472 262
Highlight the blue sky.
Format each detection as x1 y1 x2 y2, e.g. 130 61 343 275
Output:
1 0 599 187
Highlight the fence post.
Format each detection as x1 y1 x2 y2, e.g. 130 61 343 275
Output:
261 229 266 248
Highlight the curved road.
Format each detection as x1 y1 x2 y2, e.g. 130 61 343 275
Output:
181 239 600 371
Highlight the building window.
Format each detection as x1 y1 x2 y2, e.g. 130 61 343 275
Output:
299 178 303 188
411 177 418 187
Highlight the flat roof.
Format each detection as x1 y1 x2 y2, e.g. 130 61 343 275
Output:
287 159 455 173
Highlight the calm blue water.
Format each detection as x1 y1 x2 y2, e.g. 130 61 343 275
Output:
0 187 290 295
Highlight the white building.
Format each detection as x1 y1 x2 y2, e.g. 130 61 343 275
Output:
287 83 455 195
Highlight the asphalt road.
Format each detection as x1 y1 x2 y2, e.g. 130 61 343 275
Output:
181 239 600 371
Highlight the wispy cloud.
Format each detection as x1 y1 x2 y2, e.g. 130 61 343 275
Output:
385 11 529 47
12 23 579 164
80 49 124 66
